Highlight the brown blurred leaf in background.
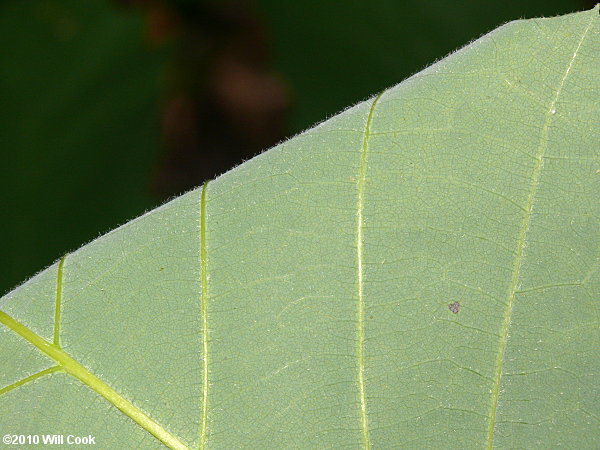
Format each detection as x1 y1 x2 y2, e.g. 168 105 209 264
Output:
119 0 290 197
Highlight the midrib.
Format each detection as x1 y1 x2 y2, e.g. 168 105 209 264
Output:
0 311 189 450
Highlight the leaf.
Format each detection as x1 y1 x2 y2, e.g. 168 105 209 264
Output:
1 7 599 449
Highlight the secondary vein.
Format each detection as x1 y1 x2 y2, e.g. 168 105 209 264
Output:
0 366 62 397
0 311 189 450
485 15 595 449
53 255 67 347
356 92 384 450
200 181 210 449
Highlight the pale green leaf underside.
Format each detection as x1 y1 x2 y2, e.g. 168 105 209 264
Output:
1 8 599 449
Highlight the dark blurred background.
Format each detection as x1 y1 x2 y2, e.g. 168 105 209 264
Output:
0 0 593 294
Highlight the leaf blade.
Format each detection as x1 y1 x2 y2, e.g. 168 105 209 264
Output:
1 7 599 449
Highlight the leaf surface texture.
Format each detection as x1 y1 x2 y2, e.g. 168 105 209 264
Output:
1 8 599 449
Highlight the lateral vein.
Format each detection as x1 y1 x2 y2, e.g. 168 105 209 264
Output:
485 15 595 449
0 366 62 397
53 255 67 347
356 92 384 450
0 311 189 450
200 181 210 449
